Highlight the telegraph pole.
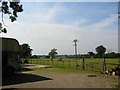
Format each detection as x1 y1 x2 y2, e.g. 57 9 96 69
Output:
73 39 79 65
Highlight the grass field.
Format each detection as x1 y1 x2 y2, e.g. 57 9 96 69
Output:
22 58 120 73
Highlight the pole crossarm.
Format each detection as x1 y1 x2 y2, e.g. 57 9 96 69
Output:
73 39 79 56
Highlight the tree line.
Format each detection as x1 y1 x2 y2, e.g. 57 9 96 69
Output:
22 44 119 59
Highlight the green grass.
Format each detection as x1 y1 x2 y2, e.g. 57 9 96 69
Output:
33 67 101 75
22 58 119 73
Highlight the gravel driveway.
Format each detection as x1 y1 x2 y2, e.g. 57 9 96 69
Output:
2 64 118 88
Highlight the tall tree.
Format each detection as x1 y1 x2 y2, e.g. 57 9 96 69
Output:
96 45 106 58
20 43 33 59
49 48 58 60
0 0 23 33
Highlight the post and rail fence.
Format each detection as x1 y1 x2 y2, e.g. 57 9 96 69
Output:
21 57 120 73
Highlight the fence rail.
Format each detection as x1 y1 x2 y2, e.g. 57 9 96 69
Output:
22 58 119 73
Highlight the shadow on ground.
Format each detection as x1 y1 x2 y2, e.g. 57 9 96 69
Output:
2 73 53 86
21 67 33 71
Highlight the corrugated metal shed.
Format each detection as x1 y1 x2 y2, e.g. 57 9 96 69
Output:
0 37 19 52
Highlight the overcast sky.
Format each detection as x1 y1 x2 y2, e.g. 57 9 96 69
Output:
0 1 118 55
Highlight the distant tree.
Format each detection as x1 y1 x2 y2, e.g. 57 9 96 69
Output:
117 53 120 58
0 0 23 33
81 54 90 58
96 45 106 58
49 48 58 60
20 43 33 59
104 52 118 58
87 52 95 58
30 55 38 58
45 55 50 58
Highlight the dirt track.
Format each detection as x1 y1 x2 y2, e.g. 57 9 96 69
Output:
2 65 118 88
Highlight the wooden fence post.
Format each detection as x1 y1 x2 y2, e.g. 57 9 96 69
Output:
37 59 38 64
38 59 39 64
40 59 41 64
48 60 49 65
43 59 45 64
103 57 106 73
57 60 58 66
31 59 32 64
52 60 53 65
91 63 93 70
82 57 85 70
63 61 64 68
75 58 78 69
69 60 70 67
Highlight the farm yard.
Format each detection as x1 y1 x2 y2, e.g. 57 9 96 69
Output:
2 63 119 88
2 57 119 89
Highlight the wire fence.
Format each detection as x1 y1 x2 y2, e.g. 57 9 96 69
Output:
21 58 120 73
